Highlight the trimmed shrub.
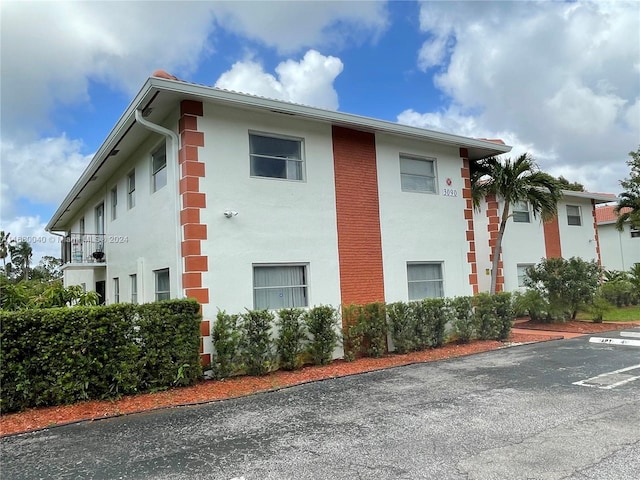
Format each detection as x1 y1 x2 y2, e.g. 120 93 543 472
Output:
362 302 387 358
212 311 242 379
413 298 449 349
450 296 475 343
276 308 306 370
387 302 416 353
136 300 202 390
494 292 513 340
305 305 339 365
0 299 202 414
341 303 387 359
240 310 274 376
474 293 500 340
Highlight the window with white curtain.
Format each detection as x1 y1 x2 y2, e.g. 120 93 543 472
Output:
253 264 308 309
407 263 444 300
249 133 303 180
400 155 437 193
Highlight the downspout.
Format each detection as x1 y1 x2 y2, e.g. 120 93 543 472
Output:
134 109 183 298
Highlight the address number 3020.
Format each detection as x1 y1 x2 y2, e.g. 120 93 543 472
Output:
443 188 458 197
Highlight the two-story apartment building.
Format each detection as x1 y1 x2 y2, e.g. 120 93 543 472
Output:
595 205 640 271
47 71 511 364
473 191 617 292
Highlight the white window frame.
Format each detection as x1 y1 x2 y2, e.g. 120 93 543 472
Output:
113 277 120 303
516 264 534 288
253 264 309 310
512 201 531 223
110 186 118 220
154 268 170 301
407 262 444 301
566 205 582 226
152 142 167 192
400 154 437 194
127 170 136 209
249 132 304 181
130 274 138 304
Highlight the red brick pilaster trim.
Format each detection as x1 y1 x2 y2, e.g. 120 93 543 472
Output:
485 193 504 292
461 151 478 294
543 216 562 259
179 100 210 366
332 126 385 305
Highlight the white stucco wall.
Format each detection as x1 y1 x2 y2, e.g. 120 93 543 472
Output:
598 222 640 271
557 198 599 262
197 105 342 318
474 196 600 292
376 134 472 301
62 118 181 305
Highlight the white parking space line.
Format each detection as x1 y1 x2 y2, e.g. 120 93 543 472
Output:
573 364 640 390
620 331 640 339
589 337 640 347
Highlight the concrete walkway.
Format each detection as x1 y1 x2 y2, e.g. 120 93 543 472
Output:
512 318 587 339
511 326 585 339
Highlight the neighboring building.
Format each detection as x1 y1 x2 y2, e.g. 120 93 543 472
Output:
595 205 640 271
46 71 511 364
473 190 617 292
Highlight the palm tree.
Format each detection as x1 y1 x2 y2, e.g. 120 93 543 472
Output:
614 146 640 231
472 153 563 294
10 241 33 281
0 230 11 271
614 192 640 231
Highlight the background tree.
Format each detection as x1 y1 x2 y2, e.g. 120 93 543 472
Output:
0 231 12 272
9 241 33 281
615 146 640 231
472 153 563 294
30 256 63 282
556 176 585 192
524 257 601 321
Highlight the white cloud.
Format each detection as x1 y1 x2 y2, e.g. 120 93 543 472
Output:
0 1 216 136
1 216 61 265
215 50 344 110
0 136 92 216
408 0 639 195
0 1 386 137
0 135 91 263
212 1 388 53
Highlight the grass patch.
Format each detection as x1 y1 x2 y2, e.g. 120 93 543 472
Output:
577 305 640 322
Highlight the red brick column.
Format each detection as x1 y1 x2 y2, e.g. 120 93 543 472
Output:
485 194 504 292
332 126 385 305
178 100 210 366
543 216 562 259
460 150 478 294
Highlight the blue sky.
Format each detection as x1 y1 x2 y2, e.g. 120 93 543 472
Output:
1 0 639 263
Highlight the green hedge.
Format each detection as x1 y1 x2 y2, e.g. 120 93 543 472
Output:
0 299 202 414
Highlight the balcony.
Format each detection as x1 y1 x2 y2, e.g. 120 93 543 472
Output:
62 233 106 265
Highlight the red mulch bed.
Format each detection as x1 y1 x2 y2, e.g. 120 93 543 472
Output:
0 332 556 437
516 320 640 333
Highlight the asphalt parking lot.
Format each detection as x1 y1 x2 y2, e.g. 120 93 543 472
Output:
2 328 639 480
